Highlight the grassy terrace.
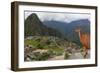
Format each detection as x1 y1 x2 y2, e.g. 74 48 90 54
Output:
25 36 64 51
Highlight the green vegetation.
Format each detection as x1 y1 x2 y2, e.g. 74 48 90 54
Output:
25 36 64 53
24 36 81 61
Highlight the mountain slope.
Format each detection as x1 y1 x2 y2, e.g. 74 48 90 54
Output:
43 21 67 34
25 13 62 38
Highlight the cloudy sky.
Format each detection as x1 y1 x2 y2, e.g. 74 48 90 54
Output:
25 11 90 23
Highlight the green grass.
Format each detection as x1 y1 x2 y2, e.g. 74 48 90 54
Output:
25 39 40 47
25 38 63 49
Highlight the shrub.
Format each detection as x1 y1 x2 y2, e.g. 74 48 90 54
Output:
64 52 70 59
36 44 44 49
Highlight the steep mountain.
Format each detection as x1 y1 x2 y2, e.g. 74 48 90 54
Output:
25 13 62 37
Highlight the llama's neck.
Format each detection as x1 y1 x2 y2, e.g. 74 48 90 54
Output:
78 31 81 39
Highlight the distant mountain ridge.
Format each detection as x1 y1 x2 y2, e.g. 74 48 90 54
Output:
43 19 90 35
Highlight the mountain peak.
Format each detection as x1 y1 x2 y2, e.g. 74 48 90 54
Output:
26 13 39 20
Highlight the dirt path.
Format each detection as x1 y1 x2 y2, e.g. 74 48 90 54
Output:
68 51 90 59
68 53 84 59
48 51 90 60
49 53 65 60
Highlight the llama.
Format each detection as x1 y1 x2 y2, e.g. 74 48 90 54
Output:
75 27 90 58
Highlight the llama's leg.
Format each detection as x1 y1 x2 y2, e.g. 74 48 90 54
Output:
83 47 87 58
83 48 88 58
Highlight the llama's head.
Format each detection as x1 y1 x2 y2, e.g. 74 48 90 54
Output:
74 27 81 33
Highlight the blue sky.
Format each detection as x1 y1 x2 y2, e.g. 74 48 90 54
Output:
25 11 90 23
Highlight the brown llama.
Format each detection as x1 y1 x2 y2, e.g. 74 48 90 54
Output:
75 27 90 58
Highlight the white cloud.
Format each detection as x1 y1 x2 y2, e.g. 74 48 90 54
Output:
25 11 90 23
